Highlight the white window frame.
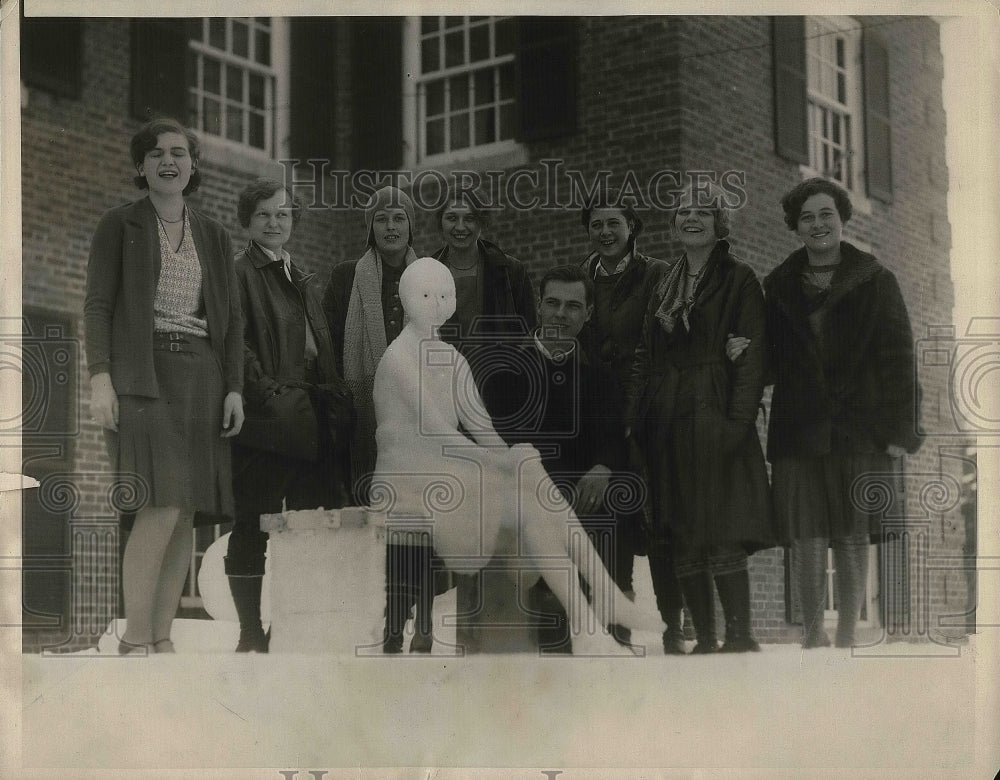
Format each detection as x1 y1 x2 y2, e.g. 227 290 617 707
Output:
402 15 526 171
189 17 291 167
800 16 872 215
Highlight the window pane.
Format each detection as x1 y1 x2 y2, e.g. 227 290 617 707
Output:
450 113 470 150
445 30 464 69
226 104 243 142
449 74 469 111
203 58 221 95
426 79 445 116
444 16 464 29
837 72 846 105
426 117 444 156
474 69 494 105
470 23 489 62
203 97 221 134
470 16 488 23
422 37 440 74
474 107 495 145
232 20 249 58
256 17 271 29
495 19 514 56
209 18 226 50
249 112 265 149
499 103 514 140
499 63 514 99
836 37 845 69
421 16 439 34
226 65 243 101
255 29 271 66
248 72 265 109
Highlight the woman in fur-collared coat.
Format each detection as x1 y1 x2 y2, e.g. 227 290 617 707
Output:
766 177 922 649
626 191 773 654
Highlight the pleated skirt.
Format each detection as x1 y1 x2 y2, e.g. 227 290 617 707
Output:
105 333 234 528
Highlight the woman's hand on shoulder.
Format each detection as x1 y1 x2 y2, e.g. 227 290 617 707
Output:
886 443 906 459
221 392 244 437
89 373 119 431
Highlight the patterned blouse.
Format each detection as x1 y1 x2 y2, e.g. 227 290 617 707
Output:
153 210 210 338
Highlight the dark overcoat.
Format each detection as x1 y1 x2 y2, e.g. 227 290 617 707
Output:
625 241 774 554
763 241 922 459
578 250 671 396
235 242 339 407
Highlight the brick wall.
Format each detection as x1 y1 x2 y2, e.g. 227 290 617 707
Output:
21 15 962 649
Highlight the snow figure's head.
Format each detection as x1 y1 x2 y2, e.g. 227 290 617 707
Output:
399 257 457 330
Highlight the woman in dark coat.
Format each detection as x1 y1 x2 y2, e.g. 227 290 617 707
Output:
577 189 680 650
766 177 921 649
85 118 244 653
626 188 773 653
226 178 352 652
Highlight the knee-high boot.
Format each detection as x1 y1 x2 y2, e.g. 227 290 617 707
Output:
715 570 760 653
678 572 717 654
648 542 686 654
226 572 267 653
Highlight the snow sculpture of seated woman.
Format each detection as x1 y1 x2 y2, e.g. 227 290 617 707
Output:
372 257 663 655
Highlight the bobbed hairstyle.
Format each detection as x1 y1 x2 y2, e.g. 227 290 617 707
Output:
780 177 853 230
667 180 732 240
130 117 201 196
539 263 594 308
236 178 303 229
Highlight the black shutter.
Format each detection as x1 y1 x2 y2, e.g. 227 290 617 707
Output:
772 16 809 165
516 17 577 142
289 17 340 163
21 14 84 99
351 18 404 172
130 19 192 122
863 28 892 202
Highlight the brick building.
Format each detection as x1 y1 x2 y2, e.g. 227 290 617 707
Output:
19 15 970 651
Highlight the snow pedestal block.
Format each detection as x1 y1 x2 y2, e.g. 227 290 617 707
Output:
261 507 386 654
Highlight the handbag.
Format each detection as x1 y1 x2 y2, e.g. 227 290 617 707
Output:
235 385 319 461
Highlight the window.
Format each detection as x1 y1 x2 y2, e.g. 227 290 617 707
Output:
804 17 863 191
189 18 276 154
408 16 518 164
772 16 892 202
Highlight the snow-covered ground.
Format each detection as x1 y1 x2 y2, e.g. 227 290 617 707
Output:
11 557 998 779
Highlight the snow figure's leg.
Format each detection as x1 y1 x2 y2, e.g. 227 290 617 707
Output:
511 447 665 636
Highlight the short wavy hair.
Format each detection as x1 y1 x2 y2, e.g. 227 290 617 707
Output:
666 180 732 240
129 117 201 195
236 178 303 229
780 177 853 230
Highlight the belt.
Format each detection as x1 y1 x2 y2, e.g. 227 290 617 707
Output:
153 331 195 353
